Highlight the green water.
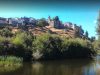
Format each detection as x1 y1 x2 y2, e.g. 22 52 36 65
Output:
1 56 100 75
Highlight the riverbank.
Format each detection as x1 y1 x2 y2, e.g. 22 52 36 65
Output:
0 57 97 75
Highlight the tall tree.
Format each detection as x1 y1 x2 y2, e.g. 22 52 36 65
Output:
36 18 49 27
85 31 88 39
90 36 95 42
0 27 13 37
74 24 81 38
96 10 100 38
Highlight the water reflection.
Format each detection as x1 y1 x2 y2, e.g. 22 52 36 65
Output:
1 57 100 75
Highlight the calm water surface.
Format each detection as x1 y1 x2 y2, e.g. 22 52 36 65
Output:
1 56 100 75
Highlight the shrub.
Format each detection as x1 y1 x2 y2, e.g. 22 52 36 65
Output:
36 18 49 27
61 38 96 58
0 36 5 43
92 40 100 54
11 31 33 61
0 56 23 72
32 33 51 59
0 27 13 37
32 34 96 60
0 36 12 56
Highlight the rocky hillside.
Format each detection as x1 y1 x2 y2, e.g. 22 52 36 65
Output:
11 26 76 38
27 26 76 38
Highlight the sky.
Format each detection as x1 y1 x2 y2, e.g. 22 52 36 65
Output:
0 0 100 37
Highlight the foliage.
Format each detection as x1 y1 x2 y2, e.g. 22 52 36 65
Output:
32 34 63 60
0 27 13 37
0 56 22 72
92 40 100 53
61 38 96 58
41 35 62 59
74 25 81 38
0 56 23 63
85 31 89 39
90 36 95 42
96 10 100 38
11 31 33 60
0 36 6 43
32 33 50 59
32 34 96 60
0 26 97 61
12 31 33 47
36 18 49 27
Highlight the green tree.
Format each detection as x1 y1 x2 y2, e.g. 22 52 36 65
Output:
32 33 96 60
90 36 95 42
96 10 100 38
74 24 80 38
0 27 13 37
85 31 89 39
11 31 33 60
36 18 49 27
12 31 33 47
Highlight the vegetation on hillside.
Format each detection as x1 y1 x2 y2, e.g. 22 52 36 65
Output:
0 27 97 61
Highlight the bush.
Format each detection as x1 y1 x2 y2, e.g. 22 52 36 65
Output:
11 31 33 61
32 34 96 60
36 18 49 27
0 36 6 43
92 40 100 54
0 56 23 63
0 27 13 37
61 38 96 58
0 56 23 72
32 33 51 59
0 31 34 61
33 34 62 60
0 36 12 56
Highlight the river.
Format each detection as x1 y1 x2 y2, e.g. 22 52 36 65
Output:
1 56 100 75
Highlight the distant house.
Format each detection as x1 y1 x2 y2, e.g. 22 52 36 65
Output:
0 17 8 25
8 18 24 27
64 22 73 29
17 18 24 25
7 17 37 28
23 17 30 25
8 18 18 26
29 18 37 26
48 16 54 27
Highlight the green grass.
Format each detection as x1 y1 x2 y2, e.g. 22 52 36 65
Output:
0 56 23 72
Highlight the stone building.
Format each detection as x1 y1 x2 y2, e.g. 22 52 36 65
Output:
48 16 62 29
0 17 8 24
64 22 73 29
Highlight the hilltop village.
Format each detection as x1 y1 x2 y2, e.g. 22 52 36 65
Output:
0 16 88 38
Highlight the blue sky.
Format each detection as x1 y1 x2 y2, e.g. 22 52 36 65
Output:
0 0 100 37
